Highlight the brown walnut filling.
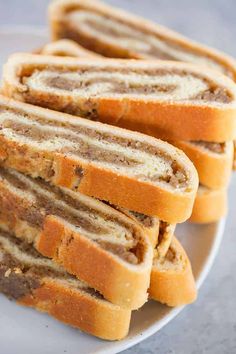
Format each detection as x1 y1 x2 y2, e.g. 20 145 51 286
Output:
63 8 234 78
0 230 104 300
0 168 142 264
22 66 232 103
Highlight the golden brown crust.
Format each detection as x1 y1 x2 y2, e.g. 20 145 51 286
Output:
2 54 236 142
75 164 196 223
0 95 198 223
38 39 102 57
150 236 197 307
97 100 236 142
172 141 234 189
190 186 227 223
19 278 131 340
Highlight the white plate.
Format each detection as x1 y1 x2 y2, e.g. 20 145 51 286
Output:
0 27 225 354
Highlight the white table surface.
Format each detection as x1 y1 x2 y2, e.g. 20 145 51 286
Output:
0 1 236 353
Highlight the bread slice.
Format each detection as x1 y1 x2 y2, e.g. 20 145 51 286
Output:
147 221 196 307
0 228 131 340
116 212 191 307
3 53 236 142
120 214 192 307
150 236 197 306
38 39 101 57
48 0 236 78
0 95 198 222
171 141 233 189
190 185 227 223
0 167 155 309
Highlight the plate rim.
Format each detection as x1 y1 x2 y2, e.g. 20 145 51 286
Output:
0 25 226 354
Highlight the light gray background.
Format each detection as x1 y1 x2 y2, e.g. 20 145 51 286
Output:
0 1 236 353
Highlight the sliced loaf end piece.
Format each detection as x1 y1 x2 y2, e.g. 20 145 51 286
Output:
150 236 197 307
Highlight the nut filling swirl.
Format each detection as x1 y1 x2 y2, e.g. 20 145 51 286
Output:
0 107 192 191
63 7 233 77
23 67 232 103
0 168 147 264
0 229 104 300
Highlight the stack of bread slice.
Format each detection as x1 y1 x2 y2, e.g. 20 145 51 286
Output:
0 94 199 339
45 0 236 223
3 52 235 223
0 0 235 341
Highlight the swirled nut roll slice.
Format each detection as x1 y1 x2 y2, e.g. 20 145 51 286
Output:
190 185 227 223
0 229 131 340
49 0 236 79
0 96 198 222
150 236 197 307
3 54 236 142
38 39 102 57
171 141 233 189
0 167 154 309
